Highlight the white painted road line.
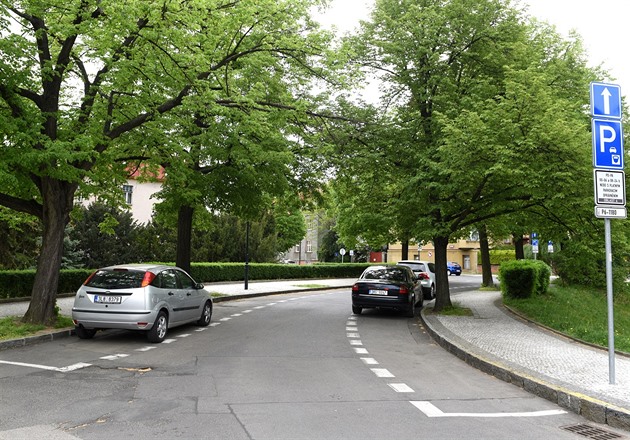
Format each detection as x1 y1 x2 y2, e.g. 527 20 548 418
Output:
58 362 92 372
135 346 157 352
100 354 129 360
410 401 567 418
0 360 91 372
347 333 360 338
389 383 414 393
354 348 369 354
210 323 221 327
371 368 395 378
346 327 358 331
361 357 379 365
162 338 177 344
349 340 363 346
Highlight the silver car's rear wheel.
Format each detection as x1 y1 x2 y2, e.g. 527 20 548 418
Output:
147 311 168 343
75 325 96 340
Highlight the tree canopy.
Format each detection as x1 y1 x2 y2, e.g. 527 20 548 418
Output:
0 0 344 324
331 0 607 310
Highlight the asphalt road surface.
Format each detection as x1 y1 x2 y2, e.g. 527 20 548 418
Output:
0 276 610 439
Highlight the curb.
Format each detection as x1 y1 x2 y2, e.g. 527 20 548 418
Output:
419 308 630 431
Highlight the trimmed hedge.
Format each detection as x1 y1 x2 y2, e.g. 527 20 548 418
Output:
0 263 370 300
479 249 516 266
499 259 551 299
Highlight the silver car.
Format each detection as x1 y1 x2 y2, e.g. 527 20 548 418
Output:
72 264 212 343
397 260 436 300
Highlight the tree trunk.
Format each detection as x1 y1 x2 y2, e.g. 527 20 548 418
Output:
432 235 452 312
513 234 525 260
22 179 74 325
401 239 409 260
479 224 494 287
176 204 194 273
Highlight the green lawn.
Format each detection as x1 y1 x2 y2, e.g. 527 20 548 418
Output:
503 284 630 353
0 315 74 341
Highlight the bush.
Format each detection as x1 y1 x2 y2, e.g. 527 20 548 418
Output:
499 259 551 299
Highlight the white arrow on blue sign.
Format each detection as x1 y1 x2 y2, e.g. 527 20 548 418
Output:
591 82 622 119
592 118 624 169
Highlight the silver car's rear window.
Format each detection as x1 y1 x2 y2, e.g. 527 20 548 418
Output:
86 270 146 289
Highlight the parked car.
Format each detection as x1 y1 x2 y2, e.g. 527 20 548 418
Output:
351 265 423 317
72 264 212 343
397 260 436 300
447 261 462 276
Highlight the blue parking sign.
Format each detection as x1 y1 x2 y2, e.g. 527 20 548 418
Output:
592 118 624 170
591 82 622 119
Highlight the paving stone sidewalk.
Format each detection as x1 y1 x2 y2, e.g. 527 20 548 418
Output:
420 289 630 430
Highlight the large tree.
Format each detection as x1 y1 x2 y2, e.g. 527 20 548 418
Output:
0 0 340 324
335 0 602 311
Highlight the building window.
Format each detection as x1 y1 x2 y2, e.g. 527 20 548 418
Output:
122 184 133 204
306 240 312 253
295 244 301 253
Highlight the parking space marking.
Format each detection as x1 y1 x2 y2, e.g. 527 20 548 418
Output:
220 317 232 321
349 340 363 346
354 348 369 354
162 339 177 344
410 401 567 418
210 323 221 327
135 346 157 352
177 334 191 338
0 359 91 372
347 332 360 338
231 313 243 317
58 362 92 372
346 326 358 331
361 357 379 365
100 354 129 360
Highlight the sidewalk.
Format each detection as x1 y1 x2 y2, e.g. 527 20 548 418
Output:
420 290 630 431
2 280 630 430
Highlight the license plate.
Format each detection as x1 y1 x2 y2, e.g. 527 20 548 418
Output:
368 289 388 296
94 295 122 304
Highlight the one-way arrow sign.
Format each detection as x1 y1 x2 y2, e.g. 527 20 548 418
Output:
591 82 622 119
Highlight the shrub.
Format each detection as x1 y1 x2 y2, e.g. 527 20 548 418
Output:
499 259 551 299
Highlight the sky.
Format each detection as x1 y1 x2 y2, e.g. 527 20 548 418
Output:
315 0 629 99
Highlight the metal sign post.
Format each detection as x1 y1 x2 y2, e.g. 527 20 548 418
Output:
590 81 624 385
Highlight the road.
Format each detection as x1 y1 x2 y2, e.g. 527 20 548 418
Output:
0 276 601 439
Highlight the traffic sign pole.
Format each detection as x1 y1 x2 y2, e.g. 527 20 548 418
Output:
590 81 623 385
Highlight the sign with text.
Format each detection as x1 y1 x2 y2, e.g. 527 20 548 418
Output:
595 206 627 219
592 119 624 170
594 169 626 205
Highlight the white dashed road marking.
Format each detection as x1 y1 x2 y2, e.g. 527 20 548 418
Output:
389 383 414 393
371 368 395 378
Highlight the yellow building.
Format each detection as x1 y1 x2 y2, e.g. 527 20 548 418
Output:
387 238 481 274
